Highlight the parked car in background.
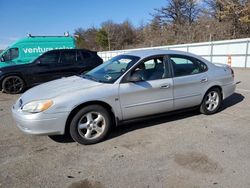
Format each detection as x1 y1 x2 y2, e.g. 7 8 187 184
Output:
0 49 103 94
0 35 75 68
12 50 236 145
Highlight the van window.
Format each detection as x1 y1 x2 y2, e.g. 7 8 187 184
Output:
2 48 19 61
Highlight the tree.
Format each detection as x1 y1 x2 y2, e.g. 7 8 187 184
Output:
203 0 225 21
74 27 99 50
95 29 108 50
74 0 250 51
154 0 200 25
101 20 117 50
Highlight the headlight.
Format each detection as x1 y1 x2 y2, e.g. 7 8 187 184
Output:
22 100 53 113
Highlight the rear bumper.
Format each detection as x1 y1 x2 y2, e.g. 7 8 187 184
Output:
222 82 236 99
12 106 69 135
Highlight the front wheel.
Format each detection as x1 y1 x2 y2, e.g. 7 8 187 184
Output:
200 88 222 115
2 76 25 94
69 105 111 145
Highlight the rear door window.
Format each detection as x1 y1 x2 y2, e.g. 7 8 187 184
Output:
170 55 207 77
60 51 76 64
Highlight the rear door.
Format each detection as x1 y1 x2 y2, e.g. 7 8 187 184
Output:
169 55 208 110
57 50 80 76
76 50 95 74
119 55 174 120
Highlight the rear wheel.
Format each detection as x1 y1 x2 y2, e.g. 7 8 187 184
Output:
69 105 111 145
200 88 222 115
2 76 25 94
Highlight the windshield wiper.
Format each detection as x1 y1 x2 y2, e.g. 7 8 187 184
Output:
82 74 102 83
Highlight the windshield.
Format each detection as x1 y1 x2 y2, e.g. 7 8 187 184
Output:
84 55 140 83
0 48 19 62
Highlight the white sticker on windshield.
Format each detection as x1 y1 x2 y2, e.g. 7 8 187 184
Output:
119 59 131 63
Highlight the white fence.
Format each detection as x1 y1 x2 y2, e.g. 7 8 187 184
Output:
98 38 250 68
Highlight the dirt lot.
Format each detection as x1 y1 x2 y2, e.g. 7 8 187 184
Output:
0 68 250 188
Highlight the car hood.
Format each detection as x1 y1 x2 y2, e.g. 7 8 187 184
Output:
21 76 102 102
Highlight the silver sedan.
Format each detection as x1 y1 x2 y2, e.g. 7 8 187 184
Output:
12 50 236 144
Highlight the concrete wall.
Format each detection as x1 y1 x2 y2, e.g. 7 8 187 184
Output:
98 38 250 68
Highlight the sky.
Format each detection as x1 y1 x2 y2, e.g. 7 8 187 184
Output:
0 0 167 49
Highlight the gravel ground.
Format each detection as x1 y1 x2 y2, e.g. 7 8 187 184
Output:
0 68 249 188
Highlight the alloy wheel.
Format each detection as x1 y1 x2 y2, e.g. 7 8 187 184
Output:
3 76 24 94
205 91 219 111
77 112 106 140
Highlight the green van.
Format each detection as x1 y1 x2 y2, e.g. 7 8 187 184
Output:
0 35 75 68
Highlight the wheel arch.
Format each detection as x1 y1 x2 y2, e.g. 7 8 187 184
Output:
1 73 27 86
202 85 223 104
64 100 116 135
207 85 222 95
0 73 27 91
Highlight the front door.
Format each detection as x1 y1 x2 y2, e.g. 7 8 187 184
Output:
31 50 60 84
119 56 174 120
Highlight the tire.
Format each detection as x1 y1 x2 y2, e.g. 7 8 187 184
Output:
69 105 111 145
2 76 25 94
200 88 222 115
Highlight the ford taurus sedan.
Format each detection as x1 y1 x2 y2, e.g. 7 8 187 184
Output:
12 50 236 144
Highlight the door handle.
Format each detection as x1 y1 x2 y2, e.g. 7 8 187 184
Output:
200 78 208 83
160 84 170 89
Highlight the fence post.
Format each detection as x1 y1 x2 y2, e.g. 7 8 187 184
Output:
210 42 213 63
245 40 249 68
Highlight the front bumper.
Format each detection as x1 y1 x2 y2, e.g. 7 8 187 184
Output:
12 105 69 136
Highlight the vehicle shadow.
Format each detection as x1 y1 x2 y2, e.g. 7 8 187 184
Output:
220 92 244 111
108 110 200 141
107 92 245 141
48 133 74 143
49 92 244 144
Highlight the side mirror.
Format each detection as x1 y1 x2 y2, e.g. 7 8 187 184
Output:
0 57 4 62
128 72 143 82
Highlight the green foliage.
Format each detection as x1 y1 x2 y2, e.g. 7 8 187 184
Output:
95 29 108 50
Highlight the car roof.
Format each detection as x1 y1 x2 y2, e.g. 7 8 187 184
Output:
124 49 201 59
45 48 95 53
